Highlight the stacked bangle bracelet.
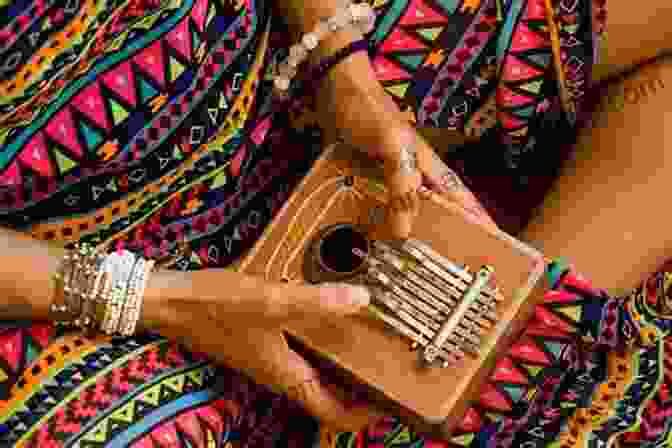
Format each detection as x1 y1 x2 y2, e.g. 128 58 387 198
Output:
273 1 376 95
50 243 154 337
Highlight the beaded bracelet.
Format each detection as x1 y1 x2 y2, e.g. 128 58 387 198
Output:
273 1 376 94
101 251 137 335
50 245 155 336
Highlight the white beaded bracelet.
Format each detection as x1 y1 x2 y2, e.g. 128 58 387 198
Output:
101 251 137 335
119 257 154 336
273 1 376 94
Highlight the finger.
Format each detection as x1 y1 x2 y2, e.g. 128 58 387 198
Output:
263 282 371 321
415 143 498 230
282 349 383 432
153 270 370 323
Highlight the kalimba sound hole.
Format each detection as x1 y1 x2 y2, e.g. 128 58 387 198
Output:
317 224 369 274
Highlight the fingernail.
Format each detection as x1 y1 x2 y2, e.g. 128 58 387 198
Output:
323 283 371 307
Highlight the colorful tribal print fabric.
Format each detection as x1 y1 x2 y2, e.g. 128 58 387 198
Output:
0 0 634 447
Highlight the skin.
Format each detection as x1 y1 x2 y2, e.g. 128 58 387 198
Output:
2 0 672 436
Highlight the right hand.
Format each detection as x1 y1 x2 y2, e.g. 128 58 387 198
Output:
142 270 383 432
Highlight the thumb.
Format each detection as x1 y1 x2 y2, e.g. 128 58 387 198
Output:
263 281 371 321
283 349 383 433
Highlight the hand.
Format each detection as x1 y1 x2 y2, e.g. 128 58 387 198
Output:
310 33 496 237
142 270 382 432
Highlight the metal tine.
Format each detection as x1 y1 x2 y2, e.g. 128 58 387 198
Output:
357 251 460 320
369 243 497 327
377 240 498 309
376 241 473 299
423 266 493 364
367 300 463 365
370 244 460 306
366 265 445 329
402 239 504 303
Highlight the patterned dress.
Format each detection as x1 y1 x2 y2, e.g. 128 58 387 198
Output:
4 0 667 447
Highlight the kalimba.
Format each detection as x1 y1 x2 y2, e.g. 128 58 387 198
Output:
240 143 546 437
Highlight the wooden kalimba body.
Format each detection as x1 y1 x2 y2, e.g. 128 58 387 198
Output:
239 143 546 437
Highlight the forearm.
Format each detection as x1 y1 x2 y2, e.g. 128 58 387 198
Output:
274 0 409 163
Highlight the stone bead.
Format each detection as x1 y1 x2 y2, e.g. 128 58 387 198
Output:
274 76 290 91
302 32 319 50
289 43 308 63
278 63 297 79
328 8 352 31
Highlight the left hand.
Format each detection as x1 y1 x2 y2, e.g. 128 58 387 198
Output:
311 39 497 238
308 28 497 238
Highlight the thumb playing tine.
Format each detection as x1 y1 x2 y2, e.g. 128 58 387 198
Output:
267 282 371 320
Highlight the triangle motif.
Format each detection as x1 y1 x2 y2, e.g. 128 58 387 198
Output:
491 357 529 385
385 82 410 99
450 433 475 446
524 0 547 21
191 0 208 32
165 19 193 62
479 383 512 412
542 340 566 361
0 368 8 382
543 289 580 305
19 132 54 178
498 111 527 130
101 61 137 108
54 148 78 175
44 107 84 158
186 368 205 387
510 23 549 53
502 384 525 403
28 324 52 348
137 76 159 103
108 98 130 126
111 401 135 423
71 81 111 131
502 54 545 82
373 56 412 82
163 373 186 393
517 79 544 95
25 341 40 366
458 407 483 433
535 305 576 333
388 428 412 444
416 27 443 41
399 0 449 26
509 339 551 365
497 85 535 107
0 330 22 371
133 40 166 88
394 53 426 69
523 51 552 68
138 384 161 407
0 161 22 187
211 172 228 189
83 419 109 443
79 120 104 152
512 104 536 118
554 305 582 323
169 56 187 83
380 28 428 53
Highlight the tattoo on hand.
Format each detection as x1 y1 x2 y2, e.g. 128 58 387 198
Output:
431 151 464 192
285 377 318 403
398 142 417 175
604 75 665 113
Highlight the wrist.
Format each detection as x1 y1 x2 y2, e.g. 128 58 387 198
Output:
139 269 177 332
